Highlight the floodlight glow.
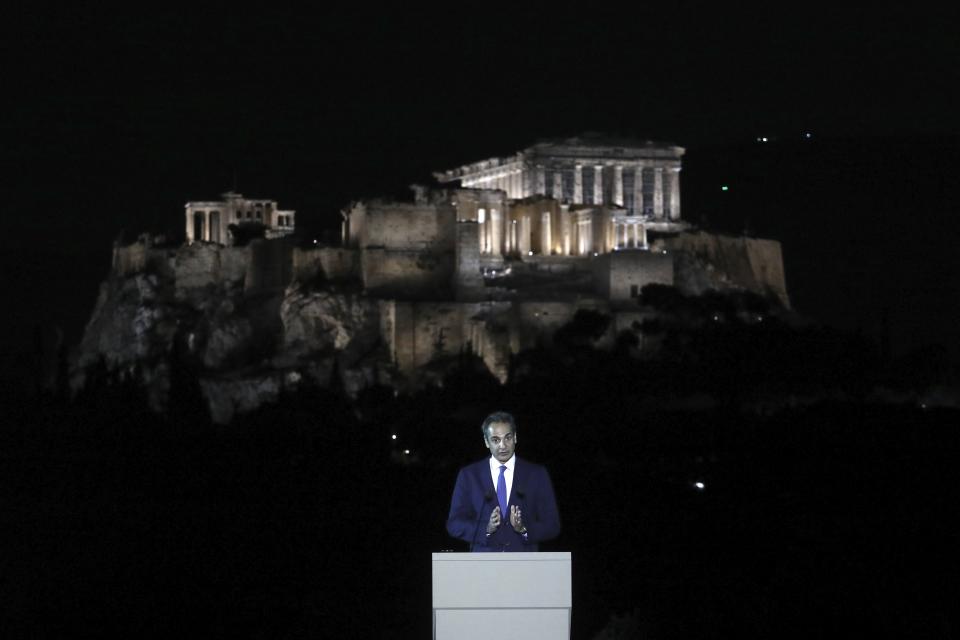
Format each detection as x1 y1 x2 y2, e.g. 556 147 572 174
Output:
404 449 410 455
391 434 397 440
694 482 705 490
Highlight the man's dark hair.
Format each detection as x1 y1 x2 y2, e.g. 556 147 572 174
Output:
481 411 517 439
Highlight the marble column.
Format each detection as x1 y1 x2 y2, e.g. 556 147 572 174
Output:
613 165 624 206
553 172 563 202
669 167 681 220
653 167 664 219
573 165 583 203
491 208 502 256
536 166 546 195
593 165 604 205
542 212 552 254
634 166 645 216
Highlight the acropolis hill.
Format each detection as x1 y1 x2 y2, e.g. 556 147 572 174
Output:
74 134 789 423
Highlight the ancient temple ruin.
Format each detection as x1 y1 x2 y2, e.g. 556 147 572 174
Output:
434 133 686 251
185 191 296 245
80 135 790 422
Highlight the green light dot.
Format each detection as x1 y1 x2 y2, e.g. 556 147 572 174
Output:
721 185 729 191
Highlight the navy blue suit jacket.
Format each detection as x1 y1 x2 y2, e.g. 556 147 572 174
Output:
446 457 561 552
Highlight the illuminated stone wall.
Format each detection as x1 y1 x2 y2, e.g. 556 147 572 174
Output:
454 221 483 300
660 232 790 308
593 250 675 300
293 247 360 283
360 248 454 298
245 238 294 295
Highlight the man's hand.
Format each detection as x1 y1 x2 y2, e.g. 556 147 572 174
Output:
510 504 527 534
486 506 501 534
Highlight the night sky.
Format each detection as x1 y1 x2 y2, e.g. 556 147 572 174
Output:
3 6 959 360
4 8 960 636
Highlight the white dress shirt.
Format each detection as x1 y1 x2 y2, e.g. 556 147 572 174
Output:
488 453 516 505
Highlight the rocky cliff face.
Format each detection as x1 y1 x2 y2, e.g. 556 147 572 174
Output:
72 242 393 423
73 231 791 423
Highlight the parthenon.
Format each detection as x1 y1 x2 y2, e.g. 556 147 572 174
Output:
434 133 686 254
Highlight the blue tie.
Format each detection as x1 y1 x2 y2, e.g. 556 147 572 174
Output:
497 465 508 519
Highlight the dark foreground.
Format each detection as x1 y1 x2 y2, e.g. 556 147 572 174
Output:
3 370 957 640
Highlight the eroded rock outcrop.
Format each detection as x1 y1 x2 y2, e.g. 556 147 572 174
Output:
74 230 792 423
72 242 396 422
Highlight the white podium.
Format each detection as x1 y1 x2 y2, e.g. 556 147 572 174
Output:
432 552 572 640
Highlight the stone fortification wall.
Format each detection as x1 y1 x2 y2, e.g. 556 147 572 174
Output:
293 247 360 283
381 300 516 383
660 231 790 308
380 298 627 384
361 248 454 298
380 301 465 375
593 251 674 300
112 242 251 296
363 203 455 250
454 221 483 299
175 243 224 295
112 243 175 280
245 238 294 295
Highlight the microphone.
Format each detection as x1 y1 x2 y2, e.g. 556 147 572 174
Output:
471 490 495 548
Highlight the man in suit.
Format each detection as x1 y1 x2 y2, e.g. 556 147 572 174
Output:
446 411 561 551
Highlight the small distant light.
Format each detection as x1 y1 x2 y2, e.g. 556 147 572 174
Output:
694 482 705 490
528 250 534 255
920 403 927 410
712 314 719 321
804 131 813 139
592 251 598 257
761 137 768 143
721 185 729 192
313 239 318 244
391 434 397 440
404 449 410 455
661 250 667 254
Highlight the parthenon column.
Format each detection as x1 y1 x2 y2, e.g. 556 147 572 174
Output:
593 165 604 205
535 166 546 195
573 165 583 203
653 167 664 219
613 165 624 206
634 166 645 216
553 172 563 202
669 167 681 220
490 208 502 256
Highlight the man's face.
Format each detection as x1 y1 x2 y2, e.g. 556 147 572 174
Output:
484 421 517 463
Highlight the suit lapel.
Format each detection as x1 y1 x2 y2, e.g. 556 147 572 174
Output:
511 457 524 508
